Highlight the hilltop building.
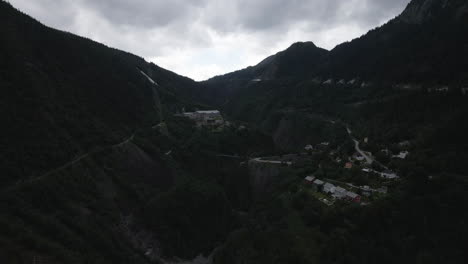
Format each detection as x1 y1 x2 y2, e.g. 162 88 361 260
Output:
182 110 224 127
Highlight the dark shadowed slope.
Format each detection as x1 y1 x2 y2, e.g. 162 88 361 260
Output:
199 0 468 108
325 0 468 82
0 0 198 185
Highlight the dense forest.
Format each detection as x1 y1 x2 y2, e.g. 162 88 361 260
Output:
1 0 468 263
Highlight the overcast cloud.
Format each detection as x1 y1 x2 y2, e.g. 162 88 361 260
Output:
9 0 410 80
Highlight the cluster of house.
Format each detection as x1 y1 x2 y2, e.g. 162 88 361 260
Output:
360 185 388 196
428 86 449 93
362 168 399 179
304 176 361 204
304 142 330 152
181 110 224 127
427 86 468 94
380 141 411 160
342 152 367 169
320 78 371 88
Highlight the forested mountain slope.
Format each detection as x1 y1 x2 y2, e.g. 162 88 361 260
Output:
0 1 265 263
2 0 468 263
0 0 199 185
199 0 468 107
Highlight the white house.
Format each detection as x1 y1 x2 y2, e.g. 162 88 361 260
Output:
436 86 449 92
333 187 347 199
361 82 372 88
393 151 410 159
380 170 399 179
183 110 224 127
304 176 316 183
353 153 365 162
323 183 336 194
305 145 314 151
399 141 411 147
313 179 325 186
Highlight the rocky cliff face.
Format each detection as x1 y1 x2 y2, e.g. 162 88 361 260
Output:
248 161 283 200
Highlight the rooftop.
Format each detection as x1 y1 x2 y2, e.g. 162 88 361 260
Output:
196 110 221 114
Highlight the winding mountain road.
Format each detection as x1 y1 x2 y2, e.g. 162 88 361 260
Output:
346 127 374 165
5 134 137 190
41 133 135 178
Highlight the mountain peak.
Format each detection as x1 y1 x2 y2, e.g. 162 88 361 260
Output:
287 41 318 50
399 0 468 24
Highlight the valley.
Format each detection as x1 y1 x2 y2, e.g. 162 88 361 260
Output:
1 0 468 263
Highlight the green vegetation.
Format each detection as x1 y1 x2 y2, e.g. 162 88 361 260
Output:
1 0 468 263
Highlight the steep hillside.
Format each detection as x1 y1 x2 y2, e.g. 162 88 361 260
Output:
325 0 468 82
0 1 265 263
199 42 328 105
197 0 468 152
0 0 199 185
200 0 468 106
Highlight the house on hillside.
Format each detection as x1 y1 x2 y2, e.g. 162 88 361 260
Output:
436 86 449 92
344 162 353 169
346 191 361 203
399 141 411 147
361 186 372 197
182 110 224 127
320 142 330 146
377 186 388 194
393 151 410 159
305 145 314 151
380 149 391 155
323 183 336 194
429 86 449 93
353 153 365 162
313 179 324 186
333 187 347 199
381 170 398 179
304 176 316 184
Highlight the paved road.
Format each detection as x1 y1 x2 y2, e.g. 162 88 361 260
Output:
8 133 136 189
251 157 293 166
346 127 374 165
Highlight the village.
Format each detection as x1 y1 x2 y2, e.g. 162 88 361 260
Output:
179 109 225 127
177 108 410 207
249 124 411 207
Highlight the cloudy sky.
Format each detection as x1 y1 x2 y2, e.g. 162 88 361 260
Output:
9 0 410 81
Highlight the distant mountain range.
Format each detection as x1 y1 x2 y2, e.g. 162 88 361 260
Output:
200 0 468 105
